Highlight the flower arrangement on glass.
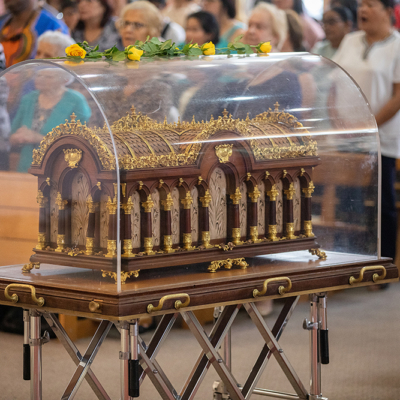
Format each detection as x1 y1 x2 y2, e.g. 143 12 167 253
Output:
65 35 272 62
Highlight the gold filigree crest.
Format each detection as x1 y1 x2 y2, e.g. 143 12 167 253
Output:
31 106 317 172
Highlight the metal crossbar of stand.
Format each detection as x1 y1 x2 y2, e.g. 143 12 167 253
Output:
22 294 329 400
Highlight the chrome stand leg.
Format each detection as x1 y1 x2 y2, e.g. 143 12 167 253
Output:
30 310 42 400
43 314 110 400
120 322 130 400
305 294 328 400
23 310 30 381
129 321 140 398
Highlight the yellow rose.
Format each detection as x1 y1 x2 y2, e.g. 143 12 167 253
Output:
127 46 144 61
189 43 199 48
259 42 272 54
65 44 86 58
202 42 215 56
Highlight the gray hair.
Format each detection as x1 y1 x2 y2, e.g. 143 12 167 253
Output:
37 31 76 58
36 67 75 87
119 1 163 38
251 3 288 51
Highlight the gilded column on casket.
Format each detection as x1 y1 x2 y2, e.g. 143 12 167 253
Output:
55 192 68 252
302 181 315 237
36 190 48 250
230 187 243 246
122 197 134 257
142 195 155 255
85 194 97 255
200 189 213 248
284 183 297 240
161 193 175 253
248 186 262 242
266 185 279 241
105 196 117 257
181 191 195 250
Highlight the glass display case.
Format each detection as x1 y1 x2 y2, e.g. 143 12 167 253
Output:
0 53 380 291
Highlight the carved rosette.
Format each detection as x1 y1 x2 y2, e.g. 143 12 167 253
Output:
63 148 82 169
215 144 233 164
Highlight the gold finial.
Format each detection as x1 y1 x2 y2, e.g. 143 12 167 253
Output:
131 105 136 116
181 191 193 209
70 113 76 123
210 115 214 122
113 183 119 198
87 194 95 213
96 182 102 191
300 168 305 176
274 102 280 112
267 185 279 201
163 116 168 126
177 116 181 127
200 189 212 207
302 181 315 198
284 183 295 200
246 113 250 122
159 179 164 188
138 181 143 190
179 178 184 186
265 171 270 179
46 177 51 186
55 192 68 210
106 196 118 214
142 195 154 213
161 193 174 211
230 187 242 205
36 190 47 207
246 173 252 181
222 109 229 119
121 183 126 197
198 176 203 185
283 170 287 178
249 186 261 203
192 115 196 126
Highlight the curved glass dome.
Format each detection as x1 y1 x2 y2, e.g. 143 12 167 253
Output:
0 53 380 290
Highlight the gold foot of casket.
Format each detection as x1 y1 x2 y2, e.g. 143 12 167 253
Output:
208 258 248 273
22 261 41 273
101 270 140 284
309 248 327 260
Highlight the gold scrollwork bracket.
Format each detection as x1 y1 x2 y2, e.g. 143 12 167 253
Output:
208 258 248 273
22 262 40 273
147 293 190 314
5 284 45 307
309 248 327 260
253 277 292 298
101 270 140 284
349 266 386 286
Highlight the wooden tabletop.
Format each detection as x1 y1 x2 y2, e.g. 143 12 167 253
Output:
0 251 397 320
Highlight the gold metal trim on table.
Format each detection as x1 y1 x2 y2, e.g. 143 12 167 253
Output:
253 277 292 298
5 284 45 307
349 266 387 285
147 293 190 314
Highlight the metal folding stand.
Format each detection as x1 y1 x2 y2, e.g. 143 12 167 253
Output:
24 294 329 400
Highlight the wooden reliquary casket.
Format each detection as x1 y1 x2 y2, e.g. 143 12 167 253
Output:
27 103 321 280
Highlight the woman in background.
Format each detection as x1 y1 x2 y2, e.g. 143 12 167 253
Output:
185 10 219 46
118 1 163 48
312 7 353 59
10 68 91 172
272 0 325 50
35 30 75 59
281 9 306 52
202 0 246 48
72 0 119 52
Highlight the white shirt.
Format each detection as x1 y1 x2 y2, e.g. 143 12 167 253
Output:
333 30 400 158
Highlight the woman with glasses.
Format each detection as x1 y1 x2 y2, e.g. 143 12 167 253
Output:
202 0 246 49
311 7 353 59
117 1 163 48
72 0 120 52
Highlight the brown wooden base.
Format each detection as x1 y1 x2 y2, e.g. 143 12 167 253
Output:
29 237 319 273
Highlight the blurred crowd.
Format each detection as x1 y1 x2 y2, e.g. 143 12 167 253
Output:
1 0 400 69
